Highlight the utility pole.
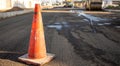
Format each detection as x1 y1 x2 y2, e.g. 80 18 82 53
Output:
72 0 74 8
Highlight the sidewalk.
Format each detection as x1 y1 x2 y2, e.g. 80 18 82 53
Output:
0 10 33 19
104 9 120 12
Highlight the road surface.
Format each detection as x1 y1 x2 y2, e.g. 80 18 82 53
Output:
0 9 120 66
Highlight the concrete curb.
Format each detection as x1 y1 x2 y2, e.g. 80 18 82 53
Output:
0 10 33 19
104 9 120 12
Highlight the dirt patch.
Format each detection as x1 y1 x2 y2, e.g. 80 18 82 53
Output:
0 11 4 12
5 7 24 12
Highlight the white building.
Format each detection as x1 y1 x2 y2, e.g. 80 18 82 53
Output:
102 0 120 8
0 0 63 10
102 0 112 8
0 0 36 10
0 0 11 10
11 0 35 8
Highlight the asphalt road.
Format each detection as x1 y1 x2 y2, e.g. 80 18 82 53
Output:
0 9 120 66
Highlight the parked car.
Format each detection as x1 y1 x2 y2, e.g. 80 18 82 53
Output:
64 2 73 8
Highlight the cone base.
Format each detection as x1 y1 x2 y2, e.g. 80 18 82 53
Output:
18 53 55 65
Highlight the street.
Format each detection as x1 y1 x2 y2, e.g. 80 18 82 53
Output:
0 9 120 66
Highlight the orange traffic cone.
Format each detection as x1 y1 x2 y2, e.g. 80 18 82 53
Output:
18 4 55 65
